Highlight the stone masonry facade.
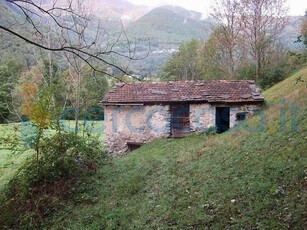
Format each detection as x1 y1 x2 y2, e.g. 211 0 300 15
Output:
104 103 261 156
104 105 171 157
102 80 264 156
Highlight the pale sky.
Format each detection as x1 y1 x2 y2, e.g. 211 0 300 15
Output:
128 0 307 16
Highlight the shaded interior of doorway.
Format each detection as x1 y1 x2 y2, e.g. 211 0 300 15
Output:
216 107 230 133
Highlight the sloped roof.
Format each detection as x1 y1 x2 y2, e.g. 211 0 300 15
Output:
102 80 264 104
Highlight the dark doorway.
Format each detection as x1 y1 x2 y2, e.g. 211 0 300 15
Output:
127 142 142 152
215 107 230 133
170 104 190 137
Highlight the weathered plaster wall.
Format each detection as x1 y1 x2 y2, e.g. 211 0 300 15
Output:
104 105 170 157
229 104 261 127
190 103 262 133
190 104 215 132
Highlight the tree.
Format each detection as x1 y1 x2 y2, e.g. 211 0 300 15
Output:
0 66 12 122
0 61 24 123
57 0 110 133
293 9 307 86
201 27 248 80
210 0 289 81
297 9 307 48
211 0 243 78
161 39 203 81
62 66 109 132
0 0 146 78
239 0 289 80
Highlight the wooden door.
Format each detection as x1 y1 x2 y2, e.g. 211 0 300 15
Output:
170 104 190 137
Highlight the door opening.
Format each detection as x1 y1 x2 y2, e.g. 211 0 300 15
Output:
215 107 230 133
170 104 190 137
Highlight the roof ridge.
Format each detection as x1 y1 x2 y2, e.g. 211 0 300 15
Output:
122 79 254 85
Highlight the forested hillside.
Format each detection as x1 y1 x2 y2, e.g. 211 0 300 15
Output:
127 6 212 45
0 2 36 67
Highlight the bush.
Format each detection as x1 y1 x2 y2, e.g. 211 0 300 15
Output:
33 133 103 182
206 126 217 134
0 133 106 229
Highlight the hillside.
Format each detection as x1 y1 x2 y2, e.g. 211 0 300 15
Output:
45 68 307 228
0 2 36 66
125 5 213 75
0 1 304 75
0 1 70 68
127 6 212 46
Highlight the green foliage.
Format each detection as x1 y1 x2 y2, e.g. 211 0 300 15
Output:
24 133 104 183
81 68 109 107
0 66 11 121
163 33 305 89
42 60 67 108
198 29 229 79
0 133 105 229
60 66 108 134
0 61 24 123
42 59 60 86
294 9 307 66
161 39 204 81
297 9 307 48
237 51 294 90
206 126 217 134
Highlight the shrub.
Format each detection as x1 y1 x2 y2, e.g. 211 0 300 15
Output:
206 126 217 134
0 133 106 229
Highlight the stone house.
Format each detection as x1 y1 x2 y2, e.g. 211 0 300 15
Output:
102 80 264 156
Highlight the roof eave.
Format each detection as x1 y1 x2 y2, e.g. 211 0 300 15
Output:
102 99 264 105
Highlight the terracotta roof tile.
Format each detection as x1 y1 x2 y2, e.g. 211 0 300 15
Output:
102 80 264 104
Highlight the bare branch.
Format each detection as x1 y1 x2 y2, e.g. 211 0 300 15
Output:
1 0 150 79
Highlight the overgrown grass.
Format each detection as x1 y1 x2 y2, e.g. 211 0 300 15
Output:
48 68 306 229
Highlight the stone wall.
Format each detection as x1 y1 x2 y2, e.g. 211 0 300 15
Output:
229 104 261 127
104 103 262 156
190 103 262 133
190 104 215 132
104 105 170 157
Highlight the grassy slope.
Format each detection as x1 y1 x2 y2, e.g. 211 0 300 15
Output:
49 67 307 229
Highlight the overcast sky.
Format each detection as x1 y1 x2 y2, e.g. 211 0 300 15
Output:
128 0 307 16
